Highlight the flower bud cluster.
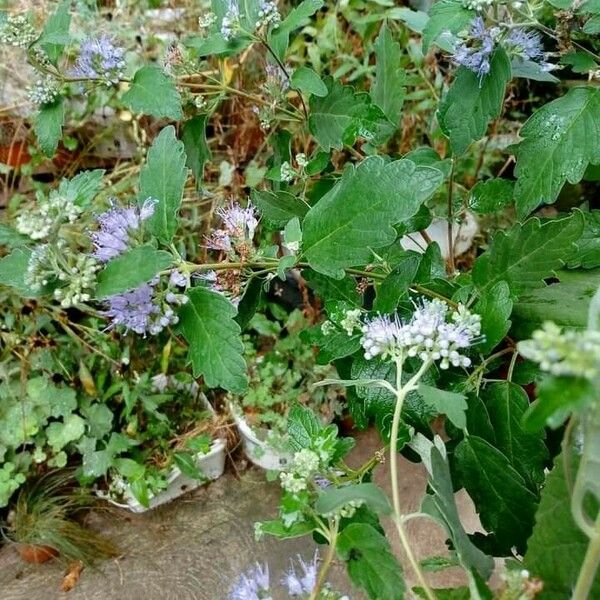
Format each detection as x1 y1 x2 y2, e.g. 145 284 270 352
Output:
52 254 99 308
322 499 365 520
221 1 240 41
256 1 281 30
24 245 53 291
280 448 321 493
16 194 82 240
360 299 482 369
0 14 37 47
518 322 600 380
27 76 60 106
462 0 493 10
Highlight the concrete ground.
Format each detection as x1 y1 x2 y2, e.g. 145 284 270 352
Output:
0 430 488 599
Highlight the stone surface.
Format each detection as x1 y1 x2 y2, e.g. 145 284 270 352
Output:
0 429 491 599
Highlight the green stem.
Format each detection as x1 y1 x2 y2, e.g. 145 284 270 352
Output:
572 514 600 600
309 519 339 600
389 358 435 600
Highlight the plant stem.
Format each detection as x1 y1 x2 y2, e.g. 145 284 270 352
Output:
572 514 600 600
310 519 339 600
389 359 435 600
446 158 456 275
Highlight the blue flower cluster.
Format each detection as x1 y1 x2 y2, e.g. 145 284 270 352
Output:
73 34 126 84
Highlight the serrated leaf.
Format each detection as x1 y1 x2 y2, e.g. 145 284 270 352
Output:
181 115 211 184
94 245 173 298
34 98 64 157
308 78 394 150
512 268 600 338
374 252 421 312
453 435 538 554
57 169 104 208
269 0 324 59
37 0 70 64
287 404 323 451
337 523 405 600
468 179 514 214
0 248 42 297
418 384 467 430
178 287 247 393
139 126 187 243
316 483 392 516
422 0 474 51
372 22 406 124
524 454 600 600
46 414 85 453
122 66 183 120
473 280 512 353
472 212 584 297
514 86 600 217
568 210 600 269
291 66 327 97
438 48 511 155
302 156 443 278
411 434 494 579
481 382 547 488
250 189 309 227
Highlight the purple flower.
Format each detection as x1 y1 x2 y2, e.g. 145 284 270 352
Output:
73 34 126 84
265 63 289 91
505 28 544 62
90 198 156 263
104 276 183 336
169 270 188 288
281 552 318 597
205 229 233 252
230 563 271 600
218 201 259 239
452 17 496 81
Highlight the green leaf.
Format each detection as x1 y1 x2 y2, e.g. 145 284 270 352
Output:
523 375 596 431
303 269 361 305
287 404 323 451
524 454 600 600
513 86 600 217
422 0 474 51
473 280 513 353
139 125 188 243
512 268 600 337
46 414 85 452
37 0 71 64
438 48 511 155
259 519 316 539
371 22 406 124
568 210 600 269
0 248 32 294
94 245 173 298
181 115 211 184
374 252 421 312
302 156 443 278
81 403 113 439
308 78 394 150
57 169 104 208
417 384 467 430
411 435 494 579
0 225 29 248
290 66 327 97
173 452 205 480
472 212 584 297
250 189 309 227
481 382 547 488
269 0 324 59
122 66 183 120
337 523 405 600
453 435 538 554
178 287 247 393
468 179 514 214
315 483 392 516
34 97 64 157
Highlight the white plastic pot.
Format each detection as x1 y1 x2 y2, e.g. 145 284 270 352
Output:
230 406 292 471
98 396 226 513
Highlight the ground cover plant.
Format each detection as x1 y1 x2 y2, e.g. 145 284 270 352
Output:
1 0 600 598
